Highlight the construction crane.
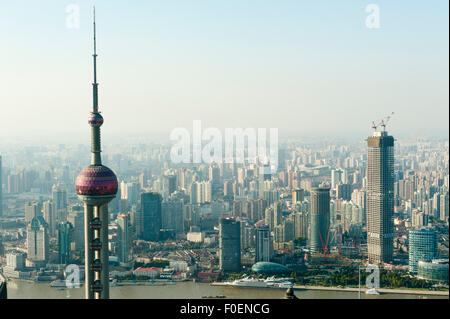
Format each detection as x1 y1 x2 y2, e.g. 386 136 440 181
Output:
380 112 394 131
319 231 331 263
371 112 394 132
371 120 382 132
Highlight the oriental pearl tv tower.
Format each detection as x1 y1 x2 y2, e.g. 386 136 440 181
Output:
75 8 118 299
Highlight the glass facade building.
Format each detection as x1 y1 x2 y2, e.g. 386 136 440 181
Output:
417 259 449 283
140 192 162 241
309 186 330 254
219 218 241 272
408 227 437 274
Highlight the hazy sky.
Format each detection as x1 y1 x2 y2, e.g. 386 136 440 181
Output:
0 0 448 143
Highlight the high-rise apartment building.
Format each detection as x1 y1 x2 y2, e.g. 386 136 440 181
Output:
42 201 55 237
162 198 184 234
440 193 449 222
52 184 68 224
336 183 352 201
367 130 395 264
240 220 255 250
331 169 343 189
67 206 85 251
162 174 177 199
117 213 131 264
25 202 42 224
209 165 221 192
255 225 273 262
294 211 309 239
292 188 304 204
26 216 49 267
58 221 73 265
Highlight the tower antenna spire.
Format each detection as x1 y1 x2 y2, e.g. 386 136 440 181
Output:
88 6 103 166
93 6 96 56
93 6 98 112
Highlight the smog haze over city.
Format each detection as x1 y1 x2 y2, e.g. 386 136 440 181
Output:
0 0 448 311
0 0 448 143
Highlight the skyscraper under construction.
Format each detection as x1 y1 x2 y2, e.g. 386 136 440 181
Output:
309 185 330 254
366 130 394 264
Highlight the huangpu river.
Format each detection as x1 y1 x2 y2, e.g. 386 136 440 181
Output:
6 280 448 299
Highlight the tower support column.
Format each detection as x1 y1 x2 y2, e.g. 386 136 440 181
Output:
100 203 110 299
84 204 94 299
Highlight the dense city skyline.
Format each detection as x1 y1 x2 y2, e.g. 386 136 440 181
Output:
0 1 448 303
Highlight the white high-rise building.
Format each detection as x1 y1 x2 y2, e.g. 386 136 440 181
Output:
117 213 131 264
25 201 41 224
52 184 68 223
331 169 343 189
42 201 55 237
26 216 49 267
192 181 211 204
6 252 26 270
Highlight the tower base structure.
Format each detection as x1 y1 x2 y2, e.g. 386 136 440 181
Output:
79 195 114 299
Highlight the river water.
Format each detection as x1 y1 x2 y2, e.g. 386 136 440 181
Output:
5 280 447 299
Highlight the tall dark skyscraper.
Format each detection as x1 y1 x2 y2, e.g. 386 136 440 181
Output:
75 9 118 299
292 188 304 204
58 221 73 265
336 183 352 201
255 225 273 262
219 218 241 272
367 130 394 264
309 185 330 254
141 192 162 241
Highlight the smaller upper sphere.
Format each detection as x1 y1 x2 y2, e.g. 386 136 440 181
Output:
88 112 104 126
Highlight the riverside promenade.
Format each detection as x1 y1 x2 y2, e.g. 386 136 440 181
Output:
293 285 449 296
211 282 449 296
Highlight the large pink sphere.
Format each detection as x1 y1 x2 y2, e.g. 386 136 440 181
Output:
75 165 118 196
